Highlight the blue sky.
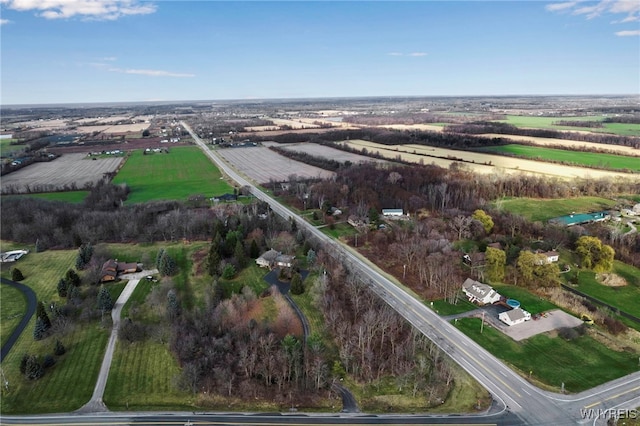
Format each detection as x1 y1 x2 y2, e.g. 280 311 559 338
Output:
1 0 638 105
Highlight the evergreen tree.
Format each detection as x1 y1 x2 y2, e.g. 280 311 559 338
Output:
54 339 66 356
68 284 81 300
207 244 221 276
57 278 68 298
306 249 317 266
249 239 260 259
75 243 93 270
290 273 304 295
11 268 24 281
157 249 177 276
36 301 51 329
221 264 236 279
25 355 43 380
42 354 55 368
97 286 114 312
33 317 47 340
20 354 29 374
234 240 246 268
65 269 81 287
156 248 166 270
167 289 180 320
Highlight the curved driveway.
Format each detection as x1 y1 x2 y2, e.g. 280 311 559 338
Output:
183 121 640 426
0 277 37 363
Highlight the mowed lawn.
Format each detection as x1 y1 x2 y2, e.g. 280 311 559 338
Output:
495 196 618 222
497 115 640 137
0 284 26 347
0 247 112 413
455 317 639 392
112 147 234 204
480 144 640 172
569 261 640 318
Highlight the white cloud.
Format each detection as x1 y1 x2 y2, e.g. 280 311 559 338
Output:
0 0 157 20
388 52 403 56
109 67 195 78
409 52 428 57
0 18 11 25
546 0 640 22
615 29 640 36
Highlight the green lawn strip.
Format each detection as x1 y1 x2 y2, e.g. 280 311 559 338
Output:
479 144 640 172
497 115 640 137
430 297 478 316
106 281 127 304
568 262 640 318
0 324 109 413
290 275 326 337
320 222 358 239
104 339 190 410
3 191 89 204
494 196 618 222
491 284 558 315
0 284 27 347
112 146 234 204
121 279 159 320
454 317 638 393
219 264 271 298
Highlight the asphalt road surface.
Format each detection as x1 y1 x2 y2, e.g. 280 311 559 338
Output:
0 277 37 363
182 122 640 426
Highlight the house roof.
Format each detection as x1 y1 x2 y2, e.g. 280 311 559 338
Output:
462 278 494 300
102 259 117 271
258 249 280 263
501 308 528 322
276 254 295 264
382 208 403 214
117 262 138 273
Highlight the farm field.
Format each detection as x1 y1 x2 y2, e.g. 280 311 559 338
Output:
238 127 346 138
6 191 89 203
112 146 233 204
494 196 618 222
216 146 335 184
497 115 640 137
480 133 640 157
267 118 321 129
276 142 387 164
0 154 123 194
11 118 67 131
454 317 639 392
76 122 150 134
341 140 639 180
0 138 27 155
479 144 640 172
0 283 26 348
378 123 445 132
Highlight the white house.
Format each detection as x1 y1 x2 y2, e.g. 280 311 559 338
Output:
499 308 531 326
256 249 295 269
462 278 501 305
382 208 404 217
535 251 559 264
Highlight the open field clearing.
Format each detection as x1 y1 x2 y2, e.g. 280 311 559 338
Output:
378 123 445 132
494 196 618 222
238 127 347 138
267 118 321 129
1 154 123 193
341 140 640 180
278 142 388 164
112 146 233 203
5 191 89 203
454 317 639 393
76 122 150 134
481 133 640 157
296 117 355 128
216 146 335 183
479 144 640 172
0 139 27 155
497 115 640 137
0 284 26 348
11 119 67 131
244 125 279 132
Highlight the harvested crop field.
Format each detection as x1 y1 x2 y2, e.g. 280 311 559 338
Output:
276 142 387 164
238 127 347 138
268 118 321 129
341 140 640 180
216 147 334 183
1 153 123 193
481 133 640 157
76 122 150 134
379 124 445 132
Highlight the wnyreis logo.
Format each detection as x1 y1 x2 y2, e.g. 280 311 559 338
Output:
580 408 639 420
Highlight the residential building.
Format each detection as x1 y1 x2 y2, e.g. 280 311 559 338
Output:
462 278 501 305
499 308 531 326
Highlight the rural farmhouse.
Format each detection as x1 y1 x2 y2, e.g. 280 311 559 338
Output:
256 249 295 270
462 278 501 305
499 308 532 326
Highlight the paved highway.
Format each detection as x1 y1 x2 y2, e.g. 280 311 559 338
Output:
181 122 640 426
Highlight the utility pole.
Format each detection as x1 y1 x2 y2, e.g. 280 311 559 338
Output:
403 264 407 279
480 311 485 334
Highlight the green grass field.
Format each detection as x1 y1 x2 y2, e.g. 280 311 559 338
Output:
0 284 27 347
498 115 640 137
3 191 89 203
494 196 618 222
431 297 478 316
0 139 27 155
320 222 359 239
454 317 639 392
112 147 234 204
480 144 640 172
492 284 559 315
566 261 640 318
0 247 112 413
